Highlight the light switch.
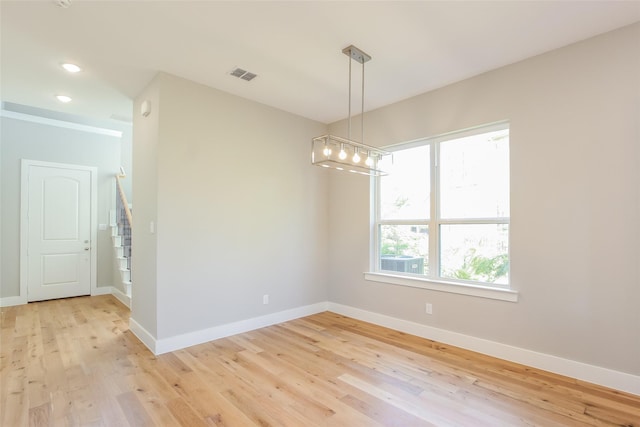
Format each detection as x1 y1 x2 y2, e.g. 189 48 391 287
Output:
149 221 155 234
98 223 107 231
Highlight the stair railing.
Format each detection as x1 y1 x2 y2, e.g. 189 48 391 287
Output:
115 170 133 229
115 170 133 277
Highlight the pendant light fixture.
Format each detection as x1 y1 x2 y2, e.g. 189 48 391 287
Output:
311 45 390 176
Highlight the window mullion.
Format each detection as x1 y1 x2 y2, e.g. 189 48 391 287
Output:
378 219 430 226
438 218 510 225
430 142 439 278
371 175 379 272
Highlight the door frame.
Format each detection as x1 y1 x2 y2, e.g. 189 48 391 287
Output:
20 159 98 303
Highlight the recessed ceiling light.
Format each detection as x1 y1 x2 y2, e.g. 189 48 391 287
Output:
55 95 72 103
61 63 81 73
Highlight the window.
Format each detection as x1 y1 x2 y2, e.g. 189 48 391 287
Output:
372 122 510 290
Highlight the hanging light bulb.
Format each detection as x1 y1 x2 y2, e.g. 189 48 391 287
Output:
352 148 361 163
365 151 374 166
310 45 391 176
323 142 332 157
338 143 347 160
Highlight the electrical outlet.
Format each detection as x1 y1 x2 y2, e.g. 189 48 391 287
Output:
263 294 269 305
425 303 433 315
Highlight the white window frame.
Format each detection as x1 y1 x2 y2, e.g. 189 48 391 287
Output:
366 121 518 302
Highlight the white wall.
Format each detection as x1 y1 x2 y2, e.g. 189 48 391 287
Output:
131 78 161 337
132 73 329 342
327 23 640 376
0 114 125 298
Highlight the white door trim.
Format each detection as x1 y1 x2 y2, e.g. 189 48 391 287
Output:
20 160 98 303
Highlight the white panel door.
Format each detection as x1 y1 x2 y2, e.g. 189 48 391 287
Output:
26 164 92 302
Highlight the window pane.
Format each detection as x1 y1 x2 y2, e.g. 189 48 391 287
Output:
440 129 509 219
379 146 430 220
440 224 509 284
380 225 429 275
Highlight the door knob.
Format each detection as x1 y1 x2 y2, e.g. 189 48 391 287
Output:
84 247 90 251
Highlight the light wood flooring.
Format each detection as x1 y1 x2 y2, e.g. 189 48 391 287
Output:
1 295 639 426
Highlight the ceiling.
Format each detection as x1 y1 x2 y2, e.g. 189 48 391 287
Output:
2 1 639 125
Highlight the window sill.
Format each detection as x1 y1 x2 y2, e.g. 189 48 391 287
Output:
364 272 518 302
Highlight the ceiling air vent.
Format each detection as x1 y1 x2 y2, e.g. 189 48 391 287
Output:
229 67 258 82
230 68 247 78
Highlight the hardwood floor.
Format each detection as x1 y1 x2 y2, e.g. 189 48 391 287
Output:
1 295 639 426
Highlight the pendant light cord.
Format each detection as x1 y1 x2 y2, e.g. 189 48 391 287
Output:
361 59 365 144
347 54 352 140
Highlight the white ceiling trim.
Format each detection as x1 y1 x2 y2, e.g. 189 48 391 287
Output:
1 109 123 138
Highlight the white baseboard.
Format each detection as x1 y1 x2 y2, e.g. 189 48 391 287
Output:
90 285 130 308
2 284 119 307
129 317 157 353
92 285 112 296
327 302 640 397
110 286 131 308
0 295 26 307
3 291 637 396
153 302 329 355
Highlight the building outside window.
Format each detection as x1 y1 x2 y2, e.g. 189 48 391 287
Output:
374 122 510 288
